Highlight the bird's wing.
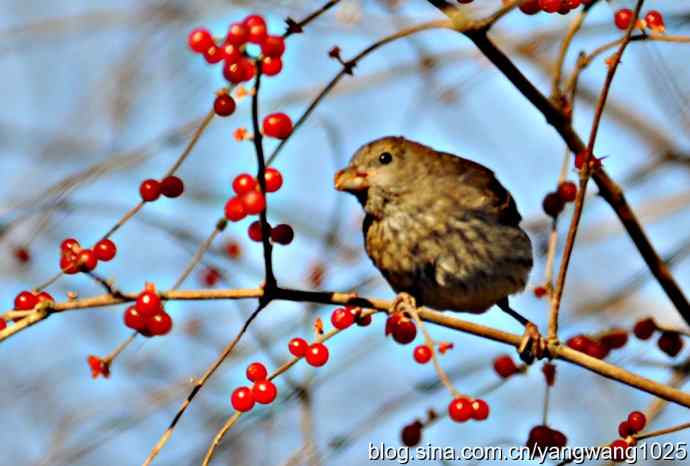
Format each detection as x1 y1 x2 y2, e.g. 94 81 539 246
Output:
434 152 523 227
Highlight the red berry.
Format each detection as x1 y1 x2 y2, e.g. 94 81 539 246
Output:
543 192 565 218
618 420 635 437
241 190 266 215
94 239 117 261
519 0 541 15
14 247 30 263
401 422 422 447
261 56 282 76
614 9 634 30
0 318 6 331
657 331 683 357
225 240 241 259
136 291 161 317
609 439 629 462
261 35 285 57
331 307 354 330
231 386 255 412
214 94 236 117
270 224 294 245
140 179 161 202
493 354 518 378
61 238 80 253
305 343 329 367
60 254 79 274
558 181 577 202
203 45 224 64
566 334 592 352
539 0 561 13
78 249 98 272
262 113 293 139
124 306 147 331
160 176 184 198
533 286 547 298
413 345 432 364
471 399 490 421
550 429 567 447
233 174 257 195
226 23 249 46
252 379 277 404
203 267 221 287
35 291 54 304
246 362 268 382
389 315 417 345
288 337 308 357
448 397 473 422
222 43 241 63
627 411 646 433
247 221 265 242
633 317 656 340
566 0 581 9
14 291 37 310
527 425 552 449
600 330 628 350
244 15 267 44
188 28 214 53
542 362 556 386
223 58 255 84
353 308 372 326
644 10 664 32
224 197 247 222
147 311 173 336
587 340 610 359
264 167 283 192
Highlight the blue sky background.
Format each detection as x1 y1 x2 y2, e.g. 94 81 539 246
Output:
1 1 689 465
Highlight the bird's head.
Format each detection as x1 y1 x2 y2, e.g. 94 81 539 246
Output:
334 136 425 209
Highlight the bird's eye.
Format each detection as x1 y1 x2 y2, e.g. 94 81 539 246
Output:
378 152 393 165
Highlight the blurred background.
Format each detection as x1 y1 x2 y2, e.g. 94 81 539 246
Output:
1 0 689 464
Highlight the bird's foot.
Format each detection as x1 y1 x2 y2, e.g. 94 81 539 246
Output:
517 322 547 364
390 292 417 315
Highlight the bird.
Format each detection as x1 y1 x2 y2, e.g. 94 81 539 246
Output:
334 136 540 360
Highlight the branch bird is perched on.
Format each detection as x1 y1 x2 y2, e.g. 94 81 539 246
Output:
334 136 542 361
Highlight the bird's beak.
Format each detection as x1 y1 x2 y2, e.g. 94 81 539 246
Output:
334 168 369 192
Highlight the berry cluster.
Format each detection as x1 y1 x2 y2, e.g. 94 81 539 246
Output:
59 237 117 274
224 168 284 228
288 337 330 367
566 329 628 359
614 9 664 32
385 313 417 345
526 425 568 449
448 397 490 422
13 289 54 311
496 0 594 16
493 354 522 378
330 306 371 329
542 181 577 218
123 288 173 336
609 411 646 461
230 362 278 412
139 175 184 203
188 15 286 83
633 317 684 357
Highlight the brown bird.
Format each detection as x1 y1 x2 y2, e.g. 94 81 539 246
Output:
335 136 540 359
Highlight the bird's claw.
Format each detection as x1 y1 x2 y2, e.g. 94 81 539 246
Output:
390 292 417 315
517 322 547 364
